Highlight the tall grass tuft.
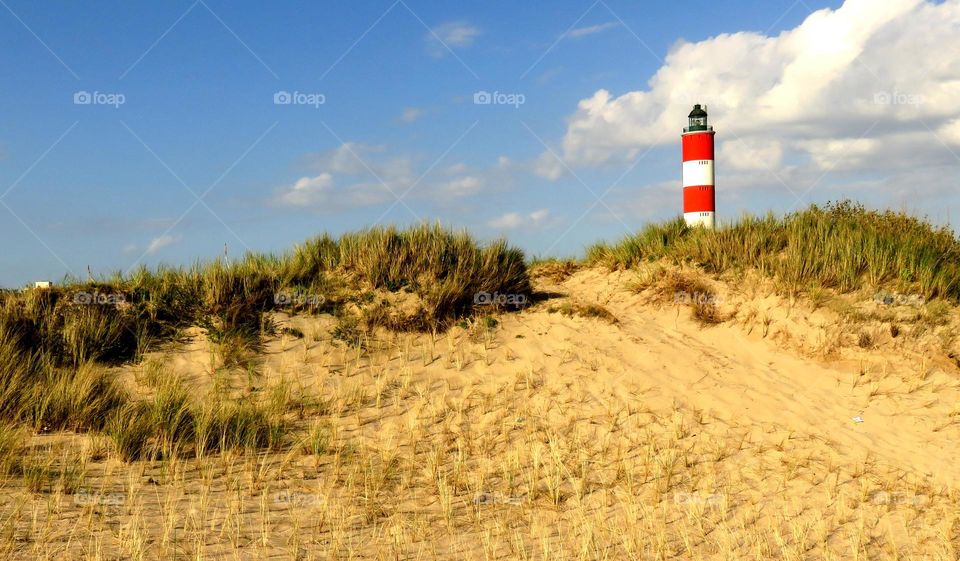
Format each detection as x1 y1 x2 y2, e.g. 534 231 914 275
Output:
287 224 531 327
0 422 25 476
105 404 154 462
590 202 960 301
194 398 285 458
26 362 128 432
149 374 195 457
104 391 286 462
0 324 127 432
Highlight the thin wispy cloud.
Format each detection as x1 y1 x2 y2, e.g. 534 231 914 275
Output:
488 208 551 230
276 143 413 210
567 21 620 39
426 22 480 57
301 142 388 175
400 107 424 124
146 234 179 255
438 175 483 198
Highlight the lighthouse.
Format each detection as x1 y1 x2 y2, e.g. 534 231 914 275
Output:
682 104 716 229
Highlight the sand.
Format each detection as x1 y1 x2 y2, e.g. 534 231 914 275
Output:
2 265 959 560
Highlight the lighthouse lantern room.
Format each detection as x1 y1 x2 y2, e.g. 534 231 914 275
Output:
681 104 716 229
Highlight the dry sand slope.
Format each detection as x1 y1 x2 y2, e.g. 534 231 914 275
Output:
4 266 960 560
519 268 960 487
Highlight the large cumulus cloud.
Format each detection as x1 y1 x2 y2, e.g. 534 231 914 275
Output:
557 0 960 179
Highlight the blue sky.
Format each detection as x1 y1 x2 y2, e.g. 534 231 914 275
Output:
5 0 959 287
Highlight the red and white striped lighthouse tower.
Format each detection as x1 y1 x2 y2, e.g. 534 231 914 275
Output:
681 104 716 229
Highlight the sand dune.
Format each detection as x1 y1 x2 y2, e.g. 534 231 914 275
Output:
3 265 959 559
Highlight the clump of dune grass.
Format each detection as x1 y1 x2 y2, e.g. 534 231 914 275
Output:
692 299 723 325
0 422 25 476
22 455 84 495
193 398 285 458
0 257 279 374
589 201 960 302
332 312 366 347
106 360 289 461
547 302 618 324
528 257 580 283
301 420 332 457
104 404 154 462
25 362 128 433
286 223 531 328
0 325 127 432
0 285 139 366
105 392 287 462
103 364 286 462
149 375 195 457
656 270 724 325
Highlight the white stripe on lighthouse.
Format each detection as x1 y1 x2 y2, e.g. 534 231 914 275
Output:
682 160 714 188
684 211 715 229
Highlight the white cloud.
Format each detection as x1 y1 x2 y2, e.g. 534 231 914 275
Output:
423 156 530 204
795 137 881 171
533 151 564 180
427 22 480 57
303 143 386 175
938 118 960 146
277 173 335 207
602 180 679 223
550 0 960 189
718 139 784 171
146 234 179 255
529 208 550 224
400 107 424 124
488 209 551 230
445 162 468 174
280 143 529 212
567 22 619 39
439 175 483 198
489 212 523 229
277 144 413 210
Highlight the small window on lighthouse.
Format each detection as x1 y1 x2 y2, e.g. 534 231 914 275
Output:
687 104 709 131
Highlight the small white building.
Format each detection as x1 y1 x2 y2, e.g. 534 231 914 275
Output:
33 281 52 289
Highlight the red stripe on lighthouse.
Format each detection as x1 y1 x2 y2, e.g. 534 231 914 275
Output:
683 186 715 213
681 132 715 161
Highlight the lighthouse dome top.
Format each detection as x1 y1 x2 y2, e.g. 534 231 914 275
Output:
688 104 708 119
684 103 713 133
